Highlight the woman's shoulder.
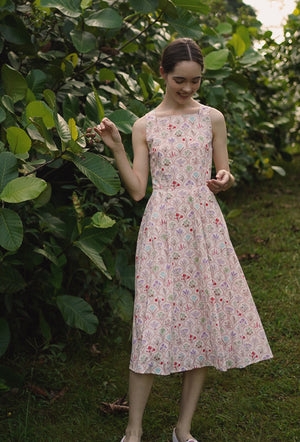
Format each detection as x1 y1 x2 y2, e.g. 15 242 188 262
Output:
206 105 225 123
133 110 154 129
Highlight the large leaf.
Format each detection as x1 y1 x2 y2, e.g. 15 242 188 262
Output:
70 30 97 53
53 112 71 142
129 0 158 13
85 8 122 29
0 265 26 294
0 208 23 251
0 319 10 357
71 152 120 195
0 15 32 46
108 109 138 134
26 101 55 128
204 49 229 70
92 86 105 122
28 117 58 152
0 177 47 203
109 287 133 322
172 0 209 14
168 9 203 39
75 240 111 279
0 152 18 194
6 127 32 154
26 69 48 97
1 65 28 103
40 0 82 17
91 212 116 229
228 33 246 57
56 295 99 334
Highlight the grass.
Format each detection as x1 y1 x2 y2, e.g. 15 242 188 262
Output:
1 156 299 442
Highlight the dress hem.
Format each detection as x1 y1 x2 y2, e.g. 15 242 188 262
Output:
129 355 273 376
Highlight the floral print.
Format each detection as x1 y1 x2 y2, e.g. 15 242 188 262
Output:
129 105 273 375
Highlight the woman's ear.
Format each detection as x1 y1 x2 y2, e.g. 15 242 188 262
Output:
160 65 167 80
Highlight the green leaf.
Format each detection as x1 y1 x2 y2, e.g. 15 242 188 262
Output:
0 264 26 294
216 22 232 35
43 89 56 110
0 208 23 251
0 319 10 357
70 30 97 53
0 177 47 203
26 69 48 96
28 116 58 152
226 209 243 219
40 0 82 17
71 152 120 195
228 33 246 57
92 86 105 122
2 95 14 114
75 239 111 279
56 295 99 334
239 49 264 66
172 0 209 14
85 8 122 29
0 152 18 194
26 101 55 128
168 9 203 39
204 49 229 70
129 0 158 13
6 127 32 154
108 109 138 134
237 25 251 51
109 287 133 322
53 112 71 142
99 68 115 82
1 65 28 103
0 107 6 124
33 182 52 208
92 212 116 229
0 15 32 46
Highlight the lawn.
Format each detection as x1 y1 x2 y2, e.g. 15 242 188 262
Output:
1 156 299 441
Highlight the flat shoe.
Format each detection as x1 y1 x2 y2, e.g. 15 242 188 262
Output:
172 427 199 442
120 437 126 442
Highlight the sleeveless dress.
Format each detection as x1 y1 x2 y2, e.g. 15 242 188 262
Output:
129 105 273 375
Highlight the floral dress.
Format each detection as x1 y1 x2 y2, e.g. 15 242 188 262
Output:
129 105 273 375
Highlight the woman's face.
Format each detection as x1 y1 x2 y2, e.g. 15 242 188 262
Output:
161 60 202 104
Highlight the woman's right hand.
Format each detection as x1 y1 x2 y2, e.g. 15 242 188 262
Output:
88 118 123 152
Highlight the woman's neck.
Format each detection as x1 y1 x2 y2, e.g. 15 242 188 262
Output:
155 97 201 116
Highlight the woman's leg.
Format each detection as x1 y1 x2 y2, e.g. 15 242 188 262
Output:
175 367 207 442
124 370 154 442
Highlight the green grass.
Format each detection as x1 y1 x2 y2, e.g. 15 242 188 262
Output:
1 156 299 442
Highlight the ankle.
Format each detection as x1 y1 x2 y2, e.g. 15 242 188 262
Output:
174 426 192 442
125 427 143 441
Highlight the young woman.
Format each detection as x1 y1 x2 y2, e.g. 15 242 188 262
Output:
89 38 273 442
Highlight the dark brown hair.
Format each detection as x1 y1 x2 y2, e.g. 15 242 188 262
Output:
161 38 204 74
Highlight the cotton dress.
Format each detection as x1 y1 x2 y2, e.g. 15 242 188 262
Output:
129 104 273 375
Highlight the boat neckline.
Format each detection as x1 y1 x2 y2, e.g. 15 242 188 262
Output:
151 105 204 118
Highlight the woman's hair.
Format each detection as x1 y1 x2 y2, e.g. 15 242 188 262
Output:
161 38 204 74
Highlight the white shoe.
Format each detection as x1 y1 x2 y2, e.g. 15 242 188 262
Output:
120 437 126 442
172 427 199 442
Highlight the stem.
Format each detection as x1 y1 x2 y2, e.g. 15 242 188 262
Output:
24 155 63 177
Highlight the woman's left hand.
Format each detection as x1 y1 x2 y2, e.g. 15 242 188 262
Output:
207 169 234 194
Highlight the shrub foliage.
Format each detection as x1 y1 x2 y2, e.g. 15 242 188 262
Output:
0 0 299 357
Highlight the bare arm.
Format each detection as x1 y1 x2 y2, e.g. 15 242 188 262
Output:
93 117 149 201
206 108 235 194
